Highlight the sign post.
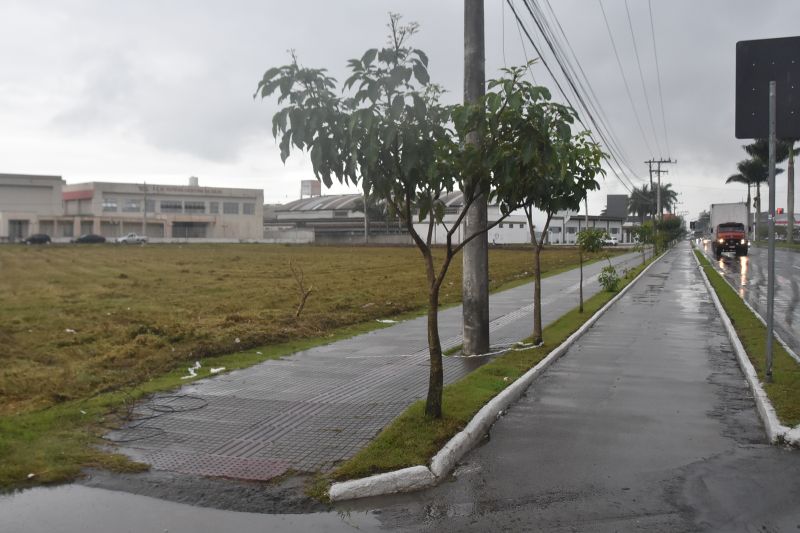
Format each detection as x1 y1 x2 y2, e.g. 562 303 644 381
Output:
736 36 800 382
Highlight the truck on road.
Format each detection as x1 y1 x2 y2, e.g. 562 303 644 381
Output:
710 202 749 258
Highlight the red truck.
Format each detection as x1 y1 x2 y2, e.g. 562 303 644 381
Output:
710 202 749 258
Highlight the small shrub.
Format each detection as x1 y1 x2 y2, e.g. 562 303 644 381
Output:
598 265 619 292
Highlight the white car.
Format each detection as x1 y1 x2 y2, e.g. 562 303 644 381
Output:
602 236 618 246
116 232 148 244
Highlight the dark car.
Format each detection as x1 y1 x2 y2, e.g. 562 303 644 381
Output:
22 234 52 244
73 234 106 244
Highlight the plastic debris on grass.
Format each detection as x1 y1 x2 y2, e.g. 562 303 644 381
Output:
376 319 397 324
210 367 225 374
181 361 201 380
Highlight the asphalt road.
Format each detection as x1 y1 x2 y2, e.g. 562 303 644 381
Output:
699 241 800 358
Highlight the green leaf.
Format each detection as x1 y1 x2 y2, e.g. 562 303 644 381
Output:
361 48 378 66
412 61 430 85
414 49 429 67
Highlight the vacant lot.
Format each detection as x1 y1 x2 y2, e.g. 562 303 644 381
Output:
0 243 612 417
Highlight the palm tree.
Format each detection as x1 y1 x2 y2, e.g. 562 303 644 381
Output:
656 182 678 215
743 139 792 239
628 184 652 223
725 172 752 216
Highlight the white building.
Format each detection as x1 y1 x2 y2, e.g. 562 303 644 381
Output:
0 173 65 242
62 177 264 241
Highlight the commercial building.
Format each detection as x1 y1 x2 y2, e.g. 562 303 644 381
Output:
265 191 533 245
0 173 66 242
0 173 264 242
547 194 631 244
62 177 264 241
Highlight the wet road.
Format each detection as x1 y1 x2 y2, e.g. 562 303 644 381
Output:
699 241 800 358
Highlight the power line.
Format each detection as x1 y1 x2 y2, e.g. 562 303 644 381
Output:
535 0 642 182
648 0 671 158
508 0 640 192
597 0 654 159
624 0 662 156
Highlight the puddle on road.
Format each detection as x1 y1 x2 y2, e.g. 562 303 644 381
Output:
0 484 382 533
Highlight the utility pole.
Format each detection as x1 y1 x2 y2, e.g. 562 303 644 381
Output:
363 189 369 245
644 158 675 221
142 182 147 236
462 0 489 355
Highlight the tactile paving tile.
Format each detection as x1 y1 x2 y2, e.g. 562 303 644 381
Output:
145 450 290 481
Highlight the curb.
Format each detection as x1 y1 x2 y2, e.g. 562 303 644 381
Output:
690 247 799 446
329 249 666 501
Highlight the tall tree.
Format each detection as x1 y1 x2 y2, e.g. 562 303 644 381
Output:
743 139 790 238
628 184 652 223
655 182 678 214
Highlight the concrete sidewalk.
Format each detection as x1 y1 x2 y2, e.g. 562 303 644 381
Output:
357 242 800 532
108 251 647 481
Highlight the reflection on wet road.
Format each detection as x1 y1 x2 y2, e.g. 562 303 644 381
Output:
700 241 800 358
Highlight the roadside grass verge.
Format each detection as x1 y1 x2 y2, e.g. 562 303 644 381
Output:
694 249 800 427
0 244 621 491
330 257 652 485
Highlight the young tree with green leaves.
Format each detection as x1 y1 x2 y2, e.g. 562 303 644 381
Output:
487 66 605 345
576 228 605 313
255 16 511 418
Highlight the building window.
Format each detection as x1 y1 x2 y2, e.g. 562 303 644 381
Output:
567 227 577 234
243 203 256 215
184 201 205 214
499 223 504 229
122 199 141 212
145 199 156 213
102 198 118 212
520 223 525 229
160 200 182 213
223 202 239 215
610 227 619 234
209 202 219 214
549 227 561 233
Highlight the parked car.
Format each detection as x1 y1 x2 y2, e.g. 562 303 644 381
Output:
22 234 51 245
73 234 106 244
115 233 148 244
602 236 618 246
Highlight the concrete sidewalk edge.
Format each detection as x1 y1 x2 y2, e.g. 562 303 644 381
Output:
691 247 800 447
329 250 666 501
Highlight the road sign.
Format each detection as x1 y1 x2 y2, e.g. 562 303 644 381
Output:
735 36 800 139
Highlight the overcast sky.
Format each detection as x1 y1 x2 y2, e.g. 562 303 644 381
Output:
1 0 799 221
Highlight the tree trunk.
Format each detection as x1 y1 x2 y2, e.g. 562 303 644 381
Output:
756 183 762 240
579 250 584 313
788 144 795 245
532 244 543 345
747 183 752 238
424 280 443 418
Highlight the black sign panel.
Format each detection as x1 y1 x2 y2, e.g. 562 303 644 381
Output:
736 36 800 139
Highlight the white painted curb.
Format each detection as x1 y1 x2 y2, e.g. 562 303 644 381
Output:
691 247 799 447
329 250 666 501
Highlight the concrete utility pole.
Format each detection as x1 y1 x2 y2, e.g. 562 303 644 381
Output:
462 0 489 355
142 182 147 236
645 158 675 221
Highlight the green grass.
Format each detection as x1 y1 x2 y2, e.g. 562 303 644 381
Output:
0 243 618 491
331 258 652 483
694 249 800 427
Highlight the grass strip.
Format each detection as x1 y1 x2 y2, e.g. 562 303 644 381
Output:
329 257 653 487
752 240 800 252
694 249 800 427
